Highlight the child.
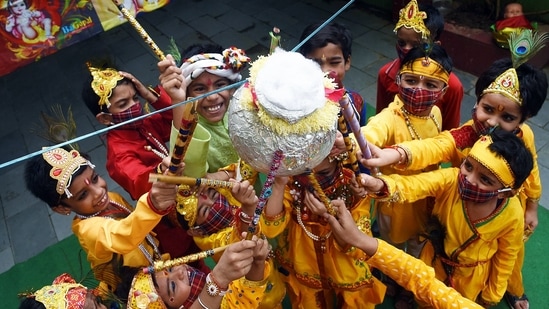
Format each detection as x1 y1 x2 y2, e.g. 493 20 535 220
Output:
358 129 533 306
376 0 463 130
5 0 55 41
362 43 452 307
158 44 250 176
298 21 367 126
117 234 270 309
18 273 107 309
173 180 286 308
24 147 178 292
361 57 548 309
262 155 385 308
82 63 206 264
324 201 484 309
492 2 535 49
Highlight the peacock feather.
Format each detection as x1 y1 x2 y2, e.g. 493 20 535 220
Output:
31 104 79 150
165 36 182 66
508 29 549 68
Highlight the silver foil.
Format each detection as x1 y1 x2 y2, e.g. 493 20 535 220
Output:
228 85 337 176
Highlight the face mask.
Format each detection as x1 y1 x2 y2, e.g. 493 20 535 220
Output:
457 173 510 203
193 194 234 235
110 103 143 129
396 44 410 62
399 85 444 114
471 107 491 135
181 265 206 309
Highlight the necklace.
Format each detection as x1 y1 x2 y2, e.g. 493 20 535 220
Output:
141 129 169 159
401 107 441 140
75 200 162 264
296 205 331 252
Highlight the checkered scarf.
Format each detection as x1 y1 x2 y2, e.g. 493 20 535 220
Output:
398 85 444 114
181 265 206 309
194 194 234 235
110 103 143 129
457 172 502 203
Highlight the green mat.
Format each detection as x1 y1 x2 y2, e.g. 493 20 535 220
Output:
3 207 548 308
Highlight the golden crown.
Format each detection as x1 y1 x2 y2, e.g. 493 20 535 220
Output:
42 148 92 198
394 0 430 40
482 68 522 105
468 135 515 188
176 185 199 227
33 282 86 309
88 65 124 109
128 271 166 309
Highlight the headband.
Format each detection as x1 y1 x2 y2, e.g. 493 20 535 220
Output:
180 47 250 86
394 0 430 40
32 273 87 309
468 135 515 188
400 58 450 84
87 65 124 109
42 148 95 199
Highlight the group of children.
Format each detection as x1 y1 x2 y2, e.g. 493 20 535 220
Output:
18 0 548 308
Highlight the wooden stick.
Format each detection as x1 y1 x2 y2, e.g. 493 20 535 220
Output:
149 174 234 189
143 245 229 274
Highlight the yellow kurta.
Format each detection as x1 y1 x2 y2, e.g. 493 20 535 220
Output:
378 168 524 304
369 240 483 309
72 192 163 290
261 183 385 308
397 120 541 297
221 263 270 309
362 98 441 246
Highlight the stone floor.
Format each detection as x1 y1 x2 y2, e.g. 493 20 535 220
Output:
0 0 548 275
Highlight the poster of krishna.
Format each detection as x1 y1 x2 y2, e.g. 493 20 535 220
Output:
0 0 169 77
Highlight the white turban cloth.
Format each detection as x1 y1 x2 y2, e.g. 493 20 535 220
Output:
180 47 250 86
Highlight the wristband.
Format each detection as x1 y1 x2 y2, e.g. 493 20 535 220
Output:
206 273 227 297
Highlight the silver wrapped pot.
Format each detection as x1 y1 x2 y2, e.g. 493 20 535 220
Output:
227 50 340 176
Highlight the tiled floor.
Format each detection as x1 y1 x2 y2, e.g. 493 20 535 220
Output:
0 0 548 275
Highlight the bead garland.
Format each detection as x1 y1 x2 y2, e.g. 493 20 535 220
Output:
75 200 162 264
296 205 332 243
142 130 169 159
401 106 441 140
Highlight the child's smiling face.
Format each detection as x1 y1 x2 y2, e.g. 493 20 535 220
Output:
187 72 232 123
61 167 110 216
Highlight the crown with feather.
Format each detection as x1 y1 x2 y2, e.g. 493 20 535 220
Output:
482 29 549 105
20 273 88 309
394 0 430 40
128 271 166 309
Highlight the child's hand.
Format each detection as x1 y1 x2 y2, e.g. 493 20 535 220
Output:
232 180 258 213
349 176 367 199
323 200 364 249
357 142 400 168
303 190 328 216
212 237 256 286
158 54 186 102
329 130 346 157
252 235 270 264
149 175 178 211
119 71 158 103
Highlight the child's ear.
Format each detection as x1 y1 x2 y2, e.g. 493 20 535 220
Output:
52 205 72 216
96 112 113 125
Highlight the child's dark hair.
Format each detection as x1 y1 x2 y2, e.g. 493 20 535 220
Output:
400 44 453 74
181 43 223 61
24 148 90 208
298 22 352 62
475 58 548 122
418 3 445 42
488 129 533 189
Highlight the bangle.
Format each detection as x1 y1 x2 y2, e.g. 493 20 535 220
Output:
221 169 231 180
197 296 210 309
239 210 252 224
526 197 540 205
156 162 164 174
146 192 175 215
206 273 227 297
